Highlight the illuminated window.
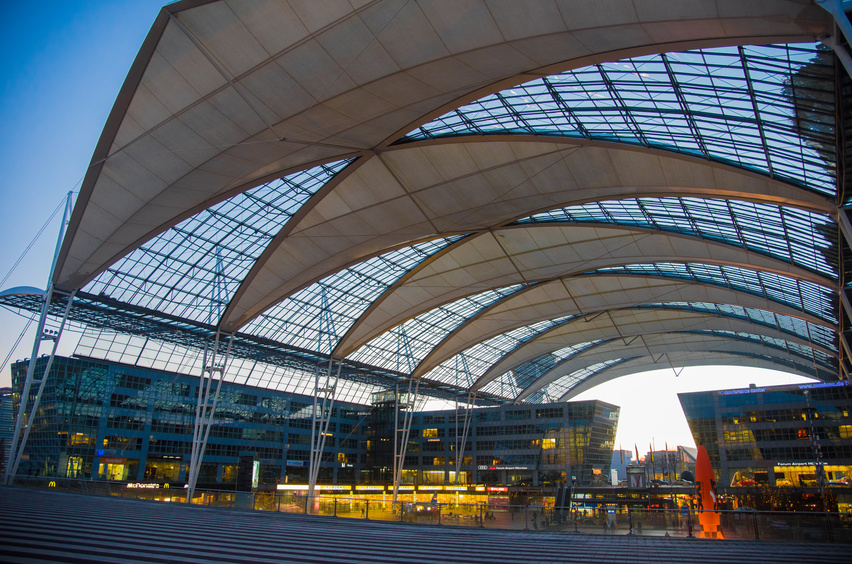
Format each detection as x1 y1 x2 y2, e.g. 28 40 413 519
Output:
69 433 94 446
542 438 556 449
65 456 84 478
423 428 439 438
221 465 237 483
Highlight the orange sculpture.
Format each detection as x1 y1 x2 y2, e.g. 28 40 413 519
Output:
694 445 724 539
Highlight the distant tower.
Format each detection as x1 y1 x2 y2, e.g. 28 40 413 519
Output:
0 388 14 474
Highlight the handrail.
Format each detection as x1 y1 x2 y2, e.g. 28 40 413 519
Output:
5 476 851 544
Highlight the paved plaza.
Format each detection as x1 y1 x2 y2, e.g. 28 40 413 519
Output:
0 487 848 563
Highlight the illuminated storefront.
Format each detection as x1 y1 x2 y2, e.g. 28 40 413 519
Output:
277 483 492 507
98 456 134 481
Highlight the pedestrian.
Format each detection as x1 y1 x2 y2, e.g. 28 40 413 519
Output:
606 508 617 531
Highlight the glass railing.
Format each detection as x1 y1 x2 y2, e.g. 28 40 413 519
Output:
9 476 851 543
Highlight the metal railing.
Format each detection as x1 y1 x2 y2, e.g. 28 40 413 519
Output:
8 476 851 544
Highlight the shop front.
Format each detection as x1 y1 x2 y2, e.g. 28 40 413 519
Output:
773 462 851 487
98 456 138 481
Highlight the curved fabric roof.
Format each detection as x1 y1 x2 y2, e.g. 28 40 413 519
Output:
45 0 846 403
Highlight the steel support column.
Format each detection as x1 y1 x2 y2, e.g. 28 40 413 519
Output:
818 1 852 78
392 325 418 503
4 289 76 484
307 360 340 500
4 192 74 485
454 354 474 484
308 287 339 502
186 331 233 502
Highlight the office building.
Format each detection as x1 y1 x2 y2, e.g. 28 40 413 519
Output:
367 391 618 487
679 382 852 489
11 356 368 487
11 356 618 489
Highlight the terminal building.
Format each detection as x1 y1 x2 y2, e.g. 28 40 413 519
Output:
679 382 852 489
11 355 618 490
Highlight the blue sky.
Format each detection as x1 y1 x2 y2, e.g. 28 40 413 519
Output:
0 0 169 380
0 0 815 453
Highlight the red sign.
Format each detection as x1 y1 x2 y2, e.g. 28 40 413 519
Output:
486 486 508 492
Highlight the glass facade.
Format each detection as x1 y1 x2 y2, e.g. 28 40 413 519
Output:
679 381 852 489
11 356 368 487
12 356 618 490
365 392 619 487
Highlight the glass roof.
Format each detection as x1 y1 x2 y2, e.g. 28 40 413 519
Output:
346 284 525 371
518 198 837 279
544 346 835 402
423 316 577 392
539 359 634 403
54 40 840 403
84 160 354 324
640 302 836 352
73 328 382 405
685 330 835 370
593 263 837 323
240 236 463 355
505 340 609 394
404 43 835 196
508 340 611 393
433 299 837 403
